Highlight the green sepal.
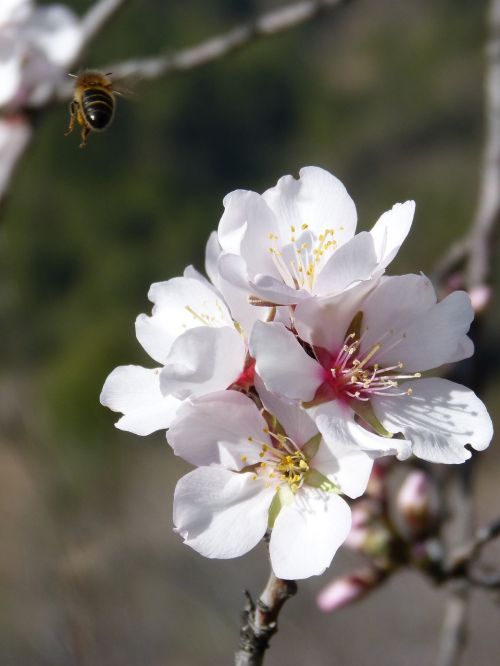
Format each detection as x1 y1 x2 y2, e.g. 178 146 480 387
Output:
304 469 339 493
345 310 364 340
267 486 294 529
302 432 322 460
350 399 393 438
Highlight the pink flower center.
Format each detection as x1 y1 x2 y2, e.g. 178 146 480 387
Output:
314 332 420 405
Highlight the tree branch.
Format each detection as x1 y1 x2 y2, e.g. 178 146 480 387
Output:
434 0 500 290
75 0 130 64
432 4 500 660
467 0 500 288
235 570 297 666
53 0 351 102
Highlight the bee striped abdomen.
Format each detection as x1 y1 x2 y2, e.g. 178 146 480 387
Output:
82 88 114 130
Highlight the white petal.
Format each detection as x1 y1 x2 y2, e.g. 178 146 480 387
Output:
136 276 233 364
445 335 474 364
0 47 22 108
183 264 216 290
205 231 223 290
249 274 311 306
168 391 270 469
218 190 279 279
0 118 31 194
263 166 357 247
0 0 31 25
370 289 474 372
217 252 249 290
173 467 274 559
369 201 415 269
29 5 82 67
250 321 323 401
100 365 181 436
312 440 373 499
270 488 351 579
371 377 493 464
294 279 378 351
358 274 437 355
217 253 269 332
161 326 246 399
314 231 378 297
255 375 317 446
312 401 411 460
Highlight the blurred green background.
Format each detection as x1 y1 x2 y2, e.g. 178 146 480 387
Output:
1 0 499 664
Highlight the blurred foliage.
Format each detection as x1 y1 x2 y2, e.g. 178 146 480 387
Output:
0 0 490 462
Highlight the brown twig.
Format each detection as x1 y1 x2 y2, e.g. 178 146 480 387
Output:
235 570 297 666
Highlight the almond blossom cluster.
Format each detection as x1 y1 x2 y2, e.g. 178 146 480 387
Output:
101 166 493 580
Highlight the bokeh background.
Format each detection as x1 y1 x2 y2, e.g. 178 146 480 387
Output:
1 0 499 664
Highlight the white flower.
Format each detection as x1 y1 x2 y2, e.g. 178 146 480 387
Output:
215 166 415 306
170 386 374 579
0 2 82 109
250 274 493 464
0 0 32 27
100 268 257 436
0 116 32 195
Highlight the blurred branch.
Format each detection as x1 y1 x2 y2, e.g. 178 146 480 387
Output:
434 0 500 290
53 0 351 101
434 2 500 664
467 0 500 288
3 0 348 210
75 0 130 63
436 468 473 666
235 570 297 666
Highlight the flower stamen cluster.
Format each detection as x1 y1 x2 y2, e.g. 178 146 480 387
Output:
267 226 338 292
324 330 421 402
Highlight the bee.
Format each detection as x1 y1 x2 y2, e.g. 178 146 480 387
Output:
64 70 118 148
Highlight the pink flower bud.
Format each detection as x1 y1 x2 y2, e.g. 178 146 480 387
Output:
468 284 491 315
344 499 381 550
396 470 439 539
317 567 385 613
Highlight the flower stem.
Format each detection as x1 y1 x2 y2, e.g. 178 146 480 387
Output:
234 570 297 665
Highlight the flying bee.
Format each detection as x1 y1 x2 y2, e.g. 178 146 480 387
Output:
64 70 119 148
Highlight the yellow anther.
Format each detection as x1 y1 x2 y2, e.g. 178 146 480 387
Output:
247 436 253 442
240 455 248 462
301 223 308 230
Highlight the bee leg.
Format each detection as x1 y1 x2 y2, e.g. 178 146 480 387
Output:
64 100 78 136
79 124 91 149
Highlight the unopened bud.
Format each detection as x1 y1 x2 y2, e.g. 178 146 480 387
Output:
366 460 390 501
396 470 439 539
344 499 379 550
468 284 491 315
317 567 385 613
